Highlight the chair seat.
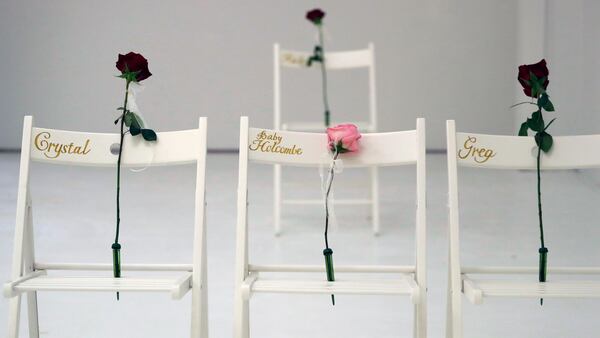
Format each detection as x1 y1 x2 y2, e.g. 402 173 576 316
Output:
281 121 375 132
243 274 420 303
463 275 600 304
5 272 193 300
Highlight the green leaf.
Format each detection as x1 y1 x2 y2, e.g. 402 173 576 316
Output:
141 129 157 141
538 93 554 112
123 112 133 127
130 124 141 136
529 72 538 82
518 122 529 136
535 131 553 153
120 70 141 83
544 118 556 131
529 72 545 98
123 111 145 130
527 111 544 132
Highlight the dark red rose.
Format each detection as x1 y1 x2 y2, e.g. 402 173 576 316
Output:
306 8 325 25
116 52 152 82
518 59 549 98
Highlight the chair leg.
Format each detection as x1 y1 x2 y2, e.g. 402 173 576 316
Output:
273 164 282 236
445 285 454 338
234 294 250 338
191 287 208 338
8 295 22 338
26 292 39 338
445 268 462 338
413 294 427 338
369 166 380 235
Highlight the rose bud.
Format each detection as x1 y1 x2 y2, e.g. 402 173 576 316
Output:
327 124 361 153
116 52 152 82
306 8 326 25
518 59 549 98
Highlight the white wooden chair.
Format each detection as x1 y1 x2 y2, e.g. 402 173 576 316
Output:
4 116 209 338
273 43 381 235
235 116 427 338
446 119 600 338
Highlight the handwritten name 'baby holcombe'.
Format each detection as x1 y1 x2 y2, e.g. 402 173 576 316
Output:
249 130 303 155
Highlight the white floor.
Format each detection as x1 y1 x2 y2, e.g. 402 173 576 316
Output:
1 152 600 338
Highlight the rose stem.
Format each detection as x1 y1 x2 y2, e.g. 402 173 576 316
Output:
318 24 331 127
324 151 339 305
536 107 547 306
114 79 131 300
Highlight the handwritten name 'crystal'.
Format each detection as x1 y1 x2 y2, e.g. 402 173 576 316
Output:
34 132 91 159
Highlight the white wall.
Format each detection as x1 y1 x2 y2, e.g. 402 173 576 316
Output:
0 0 521 150
545 0 600 136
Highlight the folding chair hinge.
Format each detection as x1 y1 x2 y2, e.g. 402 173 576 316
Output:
3 270 47 298
241 272 258 300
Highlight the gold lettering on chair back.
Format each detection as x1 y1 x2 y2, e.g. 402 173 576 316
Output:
281 53 308 67
33 131 91 159
457 136 496 164
249 130 303 156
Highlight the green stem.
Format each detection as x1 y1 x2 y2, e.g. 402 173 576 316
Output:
536 144 545 250
324 151 339 249
116 80 129 244
113 80 130 300
324 151 339 306
318 25 331 127
536 108 547 305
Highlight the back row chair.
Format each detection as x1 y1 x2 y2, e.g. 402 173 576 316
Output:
235 116 427 338
273 43 381 235
4 116 209 338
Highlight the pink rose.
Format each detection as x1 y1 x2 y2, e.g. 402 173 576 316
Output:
327 124 361 153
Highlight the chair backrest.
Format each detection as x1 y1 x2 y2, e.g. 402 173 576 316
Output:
29 121 205 168
12 116 208 276
236 116 426 283
273 43 377 131
445 119 600 284
448 121 600 171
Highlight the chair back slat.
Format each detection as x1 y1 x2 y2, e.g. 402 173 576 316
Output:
279 48 372 70
30 127 202 167
455 132 600 170
247 127 417 167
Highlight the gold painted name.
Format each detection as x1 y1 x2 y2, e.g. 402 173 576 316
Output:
458 136 496 163
281 53 307 66
34 132 91 159
249 130 303 155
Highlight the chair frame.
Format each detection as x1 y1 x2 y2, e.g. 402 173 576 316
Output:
273 43 381 235
4 116 209 338
446 119 600 338
235 116 427 338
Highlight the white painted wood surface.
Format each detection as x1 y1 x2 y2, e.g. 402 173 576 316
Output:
236 116 427 338
248 127 417 167
30 127 202 167
446 119 600 338
4 116 209 338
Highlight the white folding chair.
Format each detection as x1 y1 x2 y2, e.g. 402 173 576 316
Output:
235 116 427 338
273 43 381 235
446 119 600 338
4 116 209 338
